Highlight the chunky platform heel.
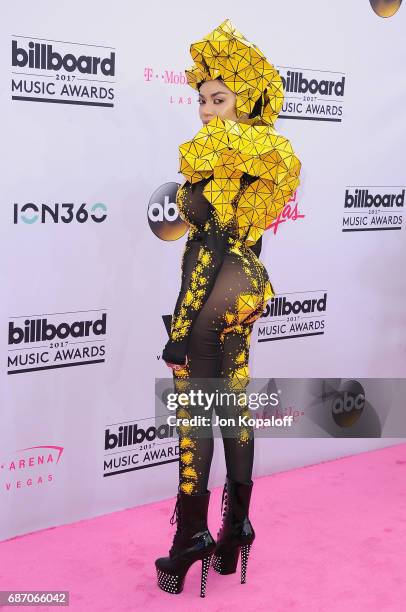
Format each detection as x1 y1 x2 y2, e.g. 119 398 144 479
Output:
156 552 213 596
212 477 255 584
212 545 239 574
212 542 252 583
155 489 216 597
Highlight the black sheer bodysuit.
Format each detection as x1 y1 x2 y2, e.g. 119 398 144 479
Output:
162 174 274 495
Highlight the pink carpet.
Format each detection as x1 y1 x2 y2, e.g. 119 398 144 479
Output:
1 443 406 611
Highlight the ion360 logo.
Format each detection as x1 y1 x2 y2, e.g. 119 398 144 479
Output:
13 201 108 224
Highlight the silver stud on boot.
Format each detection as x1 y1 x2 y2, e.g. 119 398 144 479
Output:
240 543 252 584
156 568 181 594
200 554 213 598
211 554 222 573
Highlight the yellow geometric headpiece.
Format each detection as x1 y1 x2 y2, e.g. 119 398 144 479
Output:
185 18 284 126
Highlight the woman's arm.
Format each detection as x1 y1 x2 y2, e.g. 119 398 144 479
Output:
162 204 236 365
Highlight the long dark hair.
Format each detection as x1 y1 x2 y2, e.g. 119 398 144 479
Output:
248 92 263 119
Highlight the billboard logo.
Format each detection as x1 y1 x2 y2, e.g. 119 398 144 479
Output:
11 36 116 107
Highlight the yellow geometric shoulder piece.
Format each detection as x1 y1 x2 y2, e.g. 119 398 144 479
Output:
178 116 229 183
224 119 301 185
177 115 301 241
218 119 301 245
236 170 300 246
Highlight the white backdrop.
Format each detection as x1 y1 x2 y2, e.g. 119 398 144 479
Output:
1 0 405 541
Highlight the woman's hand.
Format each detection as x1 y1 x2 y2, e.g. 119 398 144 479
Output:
164 355 188 371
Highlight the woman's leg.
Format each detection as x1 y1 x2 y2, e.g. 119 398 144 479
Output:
157 315 220 596
217 323 255 484
170 247 265 492
172 307 223 495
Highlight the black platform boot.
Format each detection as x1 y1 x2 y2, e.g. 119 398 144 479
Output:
155 488 216 597
212 476 255 584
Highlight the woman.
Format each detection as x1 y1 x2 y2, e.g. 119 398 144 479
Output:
156 18 301 597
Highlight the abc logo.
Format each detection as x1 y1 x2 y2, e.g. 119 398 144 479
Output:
370 0 402 17
148 182 188 241
331 380 365 427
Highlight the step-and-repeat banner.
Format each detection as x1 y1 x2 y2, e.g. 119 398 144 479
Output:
1 1 405 540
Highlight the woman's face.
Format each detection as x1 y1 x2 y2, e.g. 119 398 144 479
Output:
198 79 248 125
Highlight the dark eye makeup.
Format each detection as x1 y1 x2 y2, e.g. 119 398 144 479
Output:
198 98 224 104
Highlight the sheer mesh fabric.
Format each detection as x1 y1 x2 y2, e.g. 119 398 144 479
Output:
167 176 267 494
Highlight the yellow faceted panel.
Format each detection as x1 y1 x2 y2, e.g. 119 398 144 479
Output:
202 177 239 227
263 279 275 303
237 292 263 323
212 150 243 180
178 116 229 183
